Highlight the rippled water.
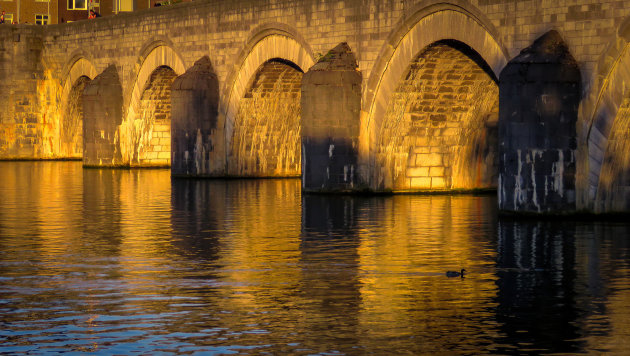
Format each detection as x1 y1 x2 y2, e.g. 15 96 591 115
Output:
1 161 630 354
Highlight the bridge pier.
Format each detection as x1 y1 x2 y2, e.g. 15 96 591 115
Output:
171 57 220 177
498 31 581 214
301 43 363 192
83 65 123 167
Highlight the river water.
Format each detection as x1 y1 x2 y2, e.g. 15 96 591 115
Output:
0 161 629 354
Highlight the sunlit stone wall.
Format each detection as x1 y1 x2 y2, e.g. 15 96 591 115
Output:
595 98 630 212
61 76 90 158
0 27 45 158
376 42 499 192
228 60 302 177
3 0 630 212
134 66 176 167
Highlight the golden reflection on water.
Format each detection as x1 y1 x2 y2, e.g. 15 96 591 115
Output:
0 162 83 260
2 162 630 353
356 195 499 351
214 180 304 333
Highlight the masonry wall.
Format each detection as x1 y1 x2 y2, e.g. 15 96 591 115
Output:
0 0 626 163
134 66 176 167
1 0 630 210
376 41 498 192
228 60 302 177
32 0 630 126
0 26 45 159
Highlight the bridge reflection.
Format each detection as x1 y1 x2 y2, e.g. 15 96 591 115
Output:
0 162 629 352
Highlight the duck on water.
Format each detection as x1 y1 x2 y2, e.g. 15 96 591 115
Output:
446 269 466 278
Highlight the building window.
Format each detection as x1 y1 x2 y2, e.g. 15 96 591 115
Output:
68 0 87 10
118 0 133 12
35 14 49 25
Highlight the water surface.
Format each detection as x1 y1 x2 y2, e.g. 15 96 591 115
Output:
1 161 629 354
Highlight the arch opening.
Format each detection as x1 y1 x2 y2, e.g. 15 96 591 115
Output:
228 58 303 177
376 40 499 191
62 76 91 158
132 65 177 167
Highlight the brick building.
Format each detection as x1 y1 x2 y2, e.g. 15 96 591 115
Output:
0 0 58 24
0 0 182 25
60 0 185 23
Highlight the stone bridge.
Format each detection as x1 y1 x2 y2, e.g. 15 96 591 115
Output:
1 0 630 214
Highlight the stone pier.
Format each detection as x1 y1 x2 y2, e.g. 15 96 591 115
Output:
498 31 581 214
301 43 362 192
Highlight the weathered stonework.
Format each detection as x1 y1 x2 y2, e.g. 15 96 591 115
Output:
133 66 177 167
2 0 630 213
0 26 45 158
171 56 220 177
375 41 498 192
301 42 362 192
498 31 581 214
61 76 89 158
83 65 123 167
228 59 303 177
594 98 630 212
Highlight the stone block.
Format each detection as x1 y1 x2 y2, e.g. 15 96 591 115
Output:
429 166 445 177
431 177 446 189
171 56 220 176
410 177 431 189
406 166 429 177
417 153 442 167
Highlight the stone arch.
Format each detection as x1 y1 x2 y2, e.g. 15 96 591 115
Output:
59 57 98 158
376 40 499 191
61 56 98 92
363 5 508 190
582 18 630 212
132 65 179 167
120 43 186 166
223 30 315 176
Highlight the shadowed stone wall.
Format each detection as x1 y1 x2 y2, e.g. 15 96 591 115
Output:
301 43 362 192
61 76 90 159
83 65 123 167
498 31 581 214
171 56 219 177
